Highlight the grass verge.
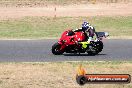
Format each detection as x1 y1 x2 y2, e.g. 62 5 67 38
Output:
0 16 132 39
0 61 132 88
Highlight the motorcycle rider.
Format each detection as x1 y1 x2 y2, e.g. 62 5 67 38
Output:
73 21 96 43
72 21 97 50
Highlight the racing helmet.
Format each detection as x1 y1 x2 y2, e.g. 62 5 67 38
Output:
82 21 90 31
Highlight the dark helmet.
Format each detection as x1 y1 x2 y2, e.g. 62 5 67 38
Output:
82 21 90 31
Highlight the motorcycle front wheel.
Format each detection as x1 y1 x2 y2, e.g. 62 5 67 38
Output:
52 42 64 55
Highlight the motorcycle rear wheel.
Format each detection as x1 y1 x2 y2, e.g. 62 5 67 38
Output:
87 41 103 55
87 51 98 56
52 43 64 55
96 41 103 53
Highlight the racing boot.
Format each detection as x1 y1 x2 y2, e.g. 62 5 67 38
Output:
87 37 95 51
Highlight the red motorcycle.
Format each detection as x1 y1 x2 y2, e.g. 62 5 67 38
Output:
52 29 109 55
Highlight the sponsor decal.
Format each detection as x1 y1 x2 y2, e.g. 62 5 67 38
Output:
76 65 131 85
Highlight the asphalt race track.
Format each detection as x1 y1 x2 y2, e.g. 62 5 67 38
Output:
0 39 132 62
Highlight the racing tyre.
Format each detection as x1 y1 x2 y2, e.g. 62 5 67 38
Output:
87 51 98 56
96 41 103 53
87 42 98 56
52 43 64 55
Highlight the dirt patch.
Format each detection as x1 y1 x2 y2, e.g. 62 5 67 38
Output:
0 3 131 19
0 0 131 7
0 62 132 88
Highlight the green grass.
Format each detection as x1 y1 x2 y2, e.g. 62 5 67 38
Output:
0 16 131 39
